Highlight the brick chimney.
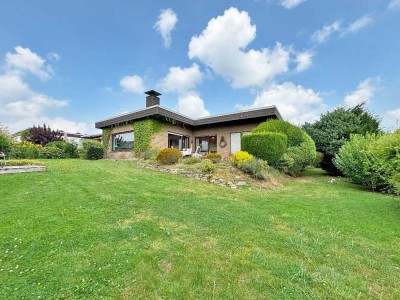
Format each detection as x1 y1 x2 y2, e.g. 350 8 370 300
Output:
145 90 161 107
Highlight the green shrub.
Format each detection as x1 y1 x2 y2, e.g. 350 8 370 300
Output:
39 146 65 159
241 132 287 164
182 156 202 164
46 141 78 158
275 132 317 176
199 159 217 174
143 148 159 160
334 134 378 185
79 140 104 160
253 119 304 147
10 141 41 159
157 148 182 165
5 159 45 166
0 127 12 155
314 151 324 167
240 159 269 179
86 145 104 160
334 131 400 194
206 153 222 163
233 151 253 167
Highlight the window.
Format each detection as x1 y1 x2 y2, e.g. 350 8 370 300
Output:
168 133 189 150
112 131 134 151
230 131 250 154
195 136 217 153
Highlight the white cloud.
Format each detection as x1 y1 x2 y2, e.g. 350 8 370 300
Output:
280 0 306 9
176 91 210 118
343 15 373 35
47 52 61 61
239 82 326 124
311 15 373 45
5 46 53 80
188 7 292 88
0 74 68 118
384 108 400 131
388 0 400 10
0 46 91 134
160 64 203 93
120 75 145 94
154 8 178 48
295 51 313 72
344 77 379 107
311 21 342 44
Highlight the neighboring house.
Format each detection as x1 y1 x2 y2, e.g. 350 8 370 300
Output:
95 90 282 159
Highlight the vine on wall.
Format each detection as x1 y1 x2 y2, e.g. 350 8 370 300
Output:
133 119 164 156
102 128 112 152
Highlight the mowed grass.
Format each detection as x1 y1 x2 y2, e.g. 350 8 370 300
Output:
1 160 399 299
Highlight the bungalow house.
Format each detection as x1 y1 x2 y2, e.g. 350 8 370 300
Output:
95 90 282 159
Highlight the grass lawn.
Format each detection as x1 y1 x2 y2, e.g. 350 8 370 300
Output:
1 159 399 299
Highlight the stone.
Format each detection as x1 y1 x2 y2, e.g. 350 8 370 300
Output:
237 181 247 186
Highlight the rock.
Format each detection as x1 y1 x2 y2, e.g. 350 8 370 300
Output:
237 181 247 186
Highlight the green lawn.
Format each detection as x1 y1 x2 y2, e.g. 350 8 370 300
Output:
1 160 399 299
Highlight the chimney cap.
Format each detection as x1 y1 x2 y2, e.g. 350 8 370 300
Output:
145 90 161 97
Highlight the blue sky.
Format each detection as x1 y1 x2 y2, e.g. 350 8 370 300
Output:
1 0 400 133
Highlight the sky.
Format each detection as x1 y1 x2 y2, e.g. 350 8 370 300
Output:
1 0 400 134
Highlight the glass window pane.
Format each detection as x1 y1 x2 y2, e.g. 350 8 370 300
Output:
112 131 134 151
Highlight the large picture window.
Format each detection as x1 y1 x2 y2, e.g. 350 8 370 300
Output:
112 131 134 151
168 133 190 150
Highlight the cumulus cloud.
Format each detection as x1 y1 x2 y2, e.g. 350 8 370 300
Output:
188 7 293 88
154 8 178 48
280 0 306 9
295 51 313 72
239 82 326 124
176 92 210 118
0 47 90 133
160 64 203 93
344 77 379 107
388 0 400 10
120 75 145 94
5 46 53 80
311 15 373 45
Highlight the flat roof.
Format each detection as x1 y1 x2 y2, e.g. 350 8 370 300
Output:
95 105 282 129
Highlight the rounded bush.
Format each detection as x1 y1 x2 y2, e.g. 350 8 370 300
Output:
0 129 12 155
232 151 253 167
79 140 104 160
241 132 287 164
199 159 217 174
39 146 65 159
206 153 222 163
252 119 304 147
157 148 182 165
240 159 269 179
46 141 78 158
86 145 104 160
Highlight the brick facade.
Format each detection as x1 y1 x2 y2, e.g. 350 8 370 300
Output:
105 121 260 159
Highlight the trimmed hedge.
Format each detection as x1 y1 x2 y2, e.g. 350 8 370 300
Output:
241 132 287 164
253 119 304 147
157 148 182 165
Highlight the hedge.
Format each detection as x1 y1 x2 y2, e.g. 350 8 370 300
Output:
252 119 304 147
241 132 287 164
